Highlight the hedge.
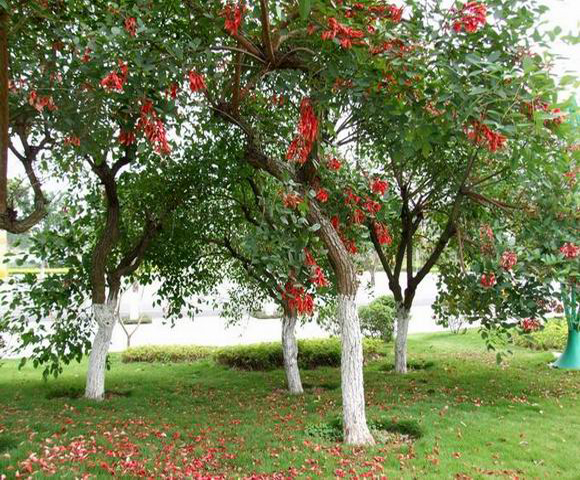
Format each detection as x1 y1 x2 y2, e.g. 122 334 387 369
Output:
214 337 386 370
358 295 396 342
513 318 568 351
122 338 387 370
122 345 216 363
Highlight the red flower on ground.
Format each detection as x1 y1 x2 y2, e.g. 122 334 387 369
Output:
327 158 342 171
453 2 487 33
560 242 579 259
315 188 329 203
371 178 389 195
124 17 137 37
500 250 517 271
222 1 246 36
374 222 392 246
480 272 496 288
188 71 206 92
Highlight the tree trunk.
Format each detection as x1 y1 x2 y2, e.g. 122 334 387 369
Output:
338 293 375 445
85 302 116 400
281 311 303 394
394 306 411 374
0 9 9 217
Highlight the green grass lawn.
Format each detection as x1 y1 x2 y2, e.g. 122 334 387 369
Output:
0 331 578 479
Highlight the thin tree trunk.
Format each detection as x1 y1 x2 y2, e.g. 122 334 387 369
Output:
394 305 411 374
85 302 116 400
338 293 375 445
0 9 9 216
281 310 303 394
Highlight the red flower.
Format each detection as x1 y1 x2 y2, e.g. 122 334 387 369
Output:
344 189 361 205
480 224 494 241
188 71 206 92
374 222 392 245
283 281 314 316
304 248 317 267
371 178 389 195
520 318 540 333
388 6 403 23
453 2 487 33
467 121 507 152
331 215 340 230
118 130 136 146
287 99 318 164
315 188 329 203
363 198 382 215
282 193 302 209
500 250 517 271
560 242 579 259
101 70 125 92
352 209 366 224
136 99 171 155
28 91 57 112
63 136 80 147
222 1 246 36
124 17 137 37
480 272 496 288
341 237 358 255
327 158 342 171
311 266 328 288
81 48 92 63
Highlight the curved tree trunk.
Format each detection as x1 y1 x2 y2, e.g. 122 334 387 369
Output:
281 310 303 394
85 302 116 400
338 293 375 445
394 306 411 374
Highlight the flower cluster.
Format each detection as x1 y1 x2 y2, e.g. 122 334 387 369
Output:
315 188 329 203
136 100 171 155
520 318 541 333
453 2 487 33
282 192 302 209
321 18 365 49
118 130 136 146
373 221 393 245
560 242 579 259
304 248 328 288
371 178 389 195
467 121 507 152
100 60 129 92
480 272 496 288
479 223 494 255
28 91 57 112
524 99 566 127
500 250 518 271
63 136 80 147
222 1 246 36
282 280 314 316
327 157 342 171
188 71 206 92
124 17 137 37
287 99 318 164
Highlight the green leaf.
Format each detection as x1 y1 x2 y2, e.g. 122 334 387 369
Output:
522 56 534 74
299 0 311 20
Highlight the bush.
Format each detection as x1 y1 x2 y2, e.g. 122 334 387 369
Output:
122 345 216 363
120 315 153 325
513 318 568 351
358 295 396 342
215 337 387 371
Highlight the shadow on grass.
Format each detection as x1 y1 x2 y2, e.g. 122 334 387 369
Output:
45 387 133 400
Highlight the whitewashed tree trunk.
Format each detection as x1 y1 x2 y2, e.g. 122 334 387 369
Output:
395 306 411 374
338 294 375 445
281 312 303 394
85 303 116 400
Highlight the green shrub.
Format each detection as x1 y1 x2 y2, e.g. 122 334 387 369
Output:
120 315 153 325
215 337 387 371
358 295 396 342
306 416 423 443
513 318 568 351
122 345 216 363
